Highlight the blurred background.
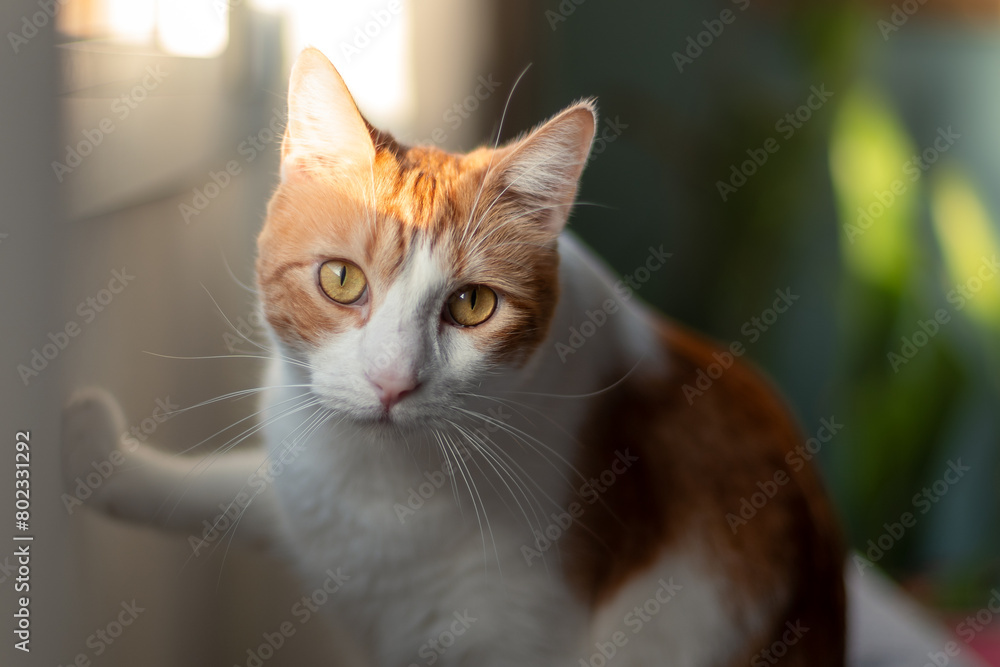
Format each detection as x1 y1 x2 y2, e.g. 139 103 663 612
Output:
1 0 998 665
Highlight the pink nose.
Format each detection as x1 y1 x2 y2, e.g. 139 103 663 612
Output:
370 374 420 411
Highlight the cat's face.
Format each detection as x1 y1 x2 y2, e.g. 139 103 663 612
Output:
256 49 595 429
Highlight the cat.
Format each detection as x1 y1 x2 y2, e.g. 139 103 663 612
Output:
61 47 845 666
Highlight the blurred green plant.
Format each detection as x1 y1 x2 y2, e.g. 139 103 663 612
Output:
828 83 999 606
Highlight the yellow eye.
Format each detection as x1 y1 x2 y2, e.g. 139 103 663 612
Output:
319 260 367 304
447 285 497 327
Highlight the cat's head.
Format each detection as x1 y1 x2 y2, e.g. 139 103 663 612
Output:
257 48 595 429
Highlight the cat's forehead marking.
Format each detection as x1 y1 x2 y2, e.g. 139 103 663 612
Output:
373 144 470 232
358 144 491 288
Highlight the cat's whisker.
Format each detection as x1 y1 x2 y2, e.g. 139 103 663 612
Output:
438 431 465 510
202 396 325 465
446 419 565 573
177 401 333 577
445 419 545 542
450 401 623 566
456 391 595 463
143 350 316 372
438 432 484 542
500 355 645 401
446 407 556 508
201 400 332 547
128 391 320 518
160 394 322 528
112 389 317 483
460 63 533 247
177 391 318 460
450 406 622 531
222 401 331 507
218 247 259 295
211 405 334 580
451 405 591 521
452 405 579 481
451 403 624 554
455 391 544 421
442 431 502 581
200 283 278 358
167 384 318 417
199 284 314 376
447 422 529 532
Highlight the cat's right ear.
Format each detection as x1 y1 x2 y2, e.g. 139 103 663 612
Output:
490 100 597 235
281 48 375 183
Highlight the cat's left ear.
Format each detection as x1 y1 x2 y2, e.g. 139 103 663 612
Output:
281 47 375 183
492 99 597 234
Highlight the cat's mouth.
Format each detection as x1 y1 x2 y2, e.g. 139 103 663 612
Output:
341 402 462 438
312 388 446 435
345 406 426 434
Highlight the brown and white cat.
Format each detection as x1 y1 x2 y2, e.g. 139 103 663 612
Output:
62 48 846 665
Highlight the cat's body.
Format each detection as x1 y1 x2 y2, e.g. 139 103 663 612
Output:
259 232 844 666
62 48 845 665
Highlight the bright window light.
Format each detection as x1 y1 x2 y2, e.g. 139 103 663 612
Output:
251 0 415 131
157 0 229 58
58 0 230 58
106 0 156 44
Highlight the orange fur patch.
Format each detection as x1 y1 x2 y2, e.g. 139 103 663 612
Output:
564 322 846 664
